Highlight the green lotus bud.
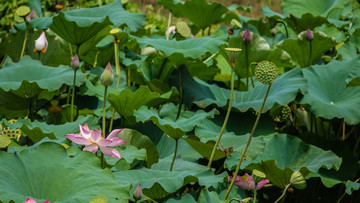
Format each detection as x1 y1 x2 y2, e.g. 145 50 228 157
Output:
252 169 266 183
224 47 242 61
255 61 278 84
290 171 307 189
101 62 114 87
281 105 291 120
176 21 191 38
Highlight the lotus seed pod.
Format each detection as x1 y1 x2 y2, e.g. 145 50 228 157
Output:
290 171 307 189
255 61 278 84
176 21 191 38
110 28 120 35
252 169 266 183
1 119 21 139
0 134 10 148
242 28 253 44
16 6 30 17
101 62 114 87
281 105 291 120
305 28 313 41
224 47 242 61
230 19 242 30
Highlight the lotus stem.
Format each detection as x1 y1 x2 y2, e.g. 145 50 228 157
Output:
245 44 249 89
20 30 28 59
100 152 104 169
109 40 121 133
127 68 131 86
70 69 77 122
170 139 179 171
277 21 289 38
224 83 272 200
102 86 108 138
208 68 235 168
308 41 312 67
66 43 74 104
166 12 172 40
93 51 99 68
176 66 184 120
274 183 291 203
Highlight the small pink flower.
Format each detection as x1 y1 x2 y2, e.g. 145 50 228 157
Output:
34 31 48 53
65 124 126 159
24 198 50 203
228 173 269 191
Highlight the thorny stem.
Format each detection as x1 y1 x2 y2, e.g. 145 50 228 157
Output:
102 86 108 138
109 40 121 133
70 69 77 122
224 83 273 200
20 30 28 59
274 183 292 203
170 139 179 171
208 68 235 169
176 66 184 120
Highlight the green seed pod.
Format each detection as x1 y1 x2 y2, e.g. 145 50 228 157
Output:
230 19 242 30
281 105 291 120
252 169 266 183
176 21 191 38
255 61 278 84
0 134 10 148
290 171 307 189
224 47 242 61
16 6 31 17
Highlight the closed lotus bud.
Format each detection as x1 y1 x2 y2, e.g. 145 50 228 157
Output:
242 28 253 44
101 62 114 87
27 9 38 21
34 31 48 53
224 47 242 61
71 54 80 71
290 171 307 189
255 61 278 85
281 105 291 120
305 28 313 41
133 184 142 201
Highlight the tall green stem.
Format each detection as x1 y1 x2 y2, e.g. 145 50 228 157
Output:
20 30 28 59
308 41 312 67
166 12 172 40
170 139 179 171
66 43 74 104
208 68 235 168
176 66 183 120
274 184 291 203
224 83 272 200
102 86 108 138
70 69 77 122
277 21 289 38
109 41 121 132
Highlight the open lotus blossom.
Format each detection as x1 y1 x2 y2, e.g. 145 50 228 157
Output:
65 124 125 159
34 31 48 53
24 198 50 203
228 173 269 191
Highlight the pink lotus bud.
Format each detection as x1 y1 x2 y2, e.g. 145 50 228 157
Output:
24 198 50 203
101 62 114 87
242 28 252 44
27 9 38 21
305 28 313 41
71 54 80 70
34 31 48 53
133 184 142 201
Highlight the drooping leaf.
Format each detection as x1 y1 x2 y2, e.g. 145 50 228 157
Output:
0 142 129 202
346 180 360 195
277 31 337 67
183 67 307 112
300 56 360 124
134 103 218 140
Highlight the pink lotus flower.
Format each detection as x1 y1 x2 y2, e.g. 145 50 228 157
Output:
228 173 269 191
65 124 125 159
24 198 50 203
34 31 48 53
27 9 38 21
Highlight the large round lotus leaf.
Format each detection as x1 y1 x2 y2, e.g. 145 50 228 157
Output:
0 142 129 202
0 56 87 99
300 56 360 125
226 134 342 188
133 33 226 59
281 0 352 17
183 67 307 112
277 31 336 68
134 103 218 140
158 0 228 30
114 168 225 200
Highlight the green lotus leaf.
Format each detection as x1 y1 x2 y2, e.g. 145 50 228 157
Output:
346 180 360 195
300 57 360 124
281 0 352 18
314 24 346 43
338 41 358 61
231 134 342 188
167 193 197 203
114 168 226 200
133 33 227 59
105 145 146 168
183 67 307 112
0 142 129 202
1 115 100 143
0 56 86 93
277 31 336 68
158 0 229 30
134 103 218 140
